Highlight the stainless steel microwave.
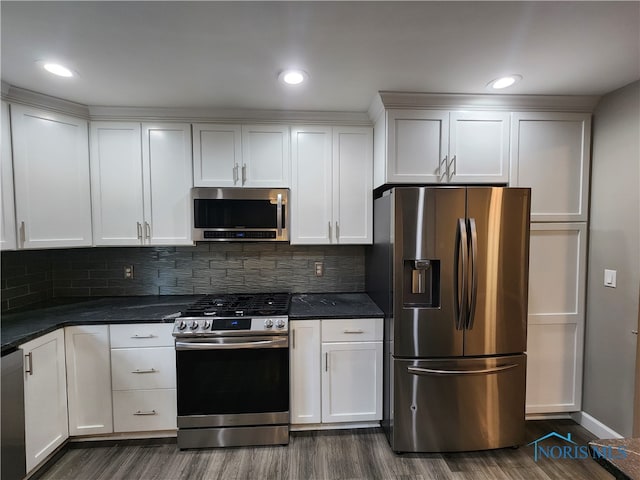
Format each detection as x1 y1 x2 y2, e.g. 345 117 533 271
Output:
192 188 289 242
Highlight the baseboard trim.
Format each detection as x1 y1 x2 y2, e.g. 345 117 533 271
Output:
571 411 623 439
290 421 380 432
526 413 573 421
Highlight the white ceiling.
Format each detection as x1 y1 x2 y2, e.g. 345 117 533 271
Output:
2 1 639 112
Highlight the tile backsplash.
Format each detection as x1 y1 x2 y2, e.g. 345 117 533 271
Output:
1 243 365 312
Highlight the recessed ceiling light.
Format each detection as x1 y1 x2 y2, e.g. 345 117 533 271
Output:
487 74 522 90
278 69 308 86
40 62 75 78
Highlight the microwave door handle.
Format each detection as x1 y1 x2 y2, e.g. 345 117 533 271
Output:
276 193 283 237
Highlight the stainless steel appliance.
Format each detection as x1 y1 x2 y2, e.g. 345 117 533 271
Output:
1 349 26 480
173 293 290 449
192 187 289 241
366 186 531 453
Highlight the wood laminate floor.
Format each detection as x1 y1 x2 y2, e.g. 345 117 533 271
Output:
38 420 614 480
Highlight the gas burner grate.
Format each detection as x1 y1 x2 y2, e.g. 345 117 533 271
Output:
181 293 291 317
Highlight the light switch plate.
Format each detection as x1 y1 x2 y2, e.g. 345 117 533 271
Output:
604 269 616 288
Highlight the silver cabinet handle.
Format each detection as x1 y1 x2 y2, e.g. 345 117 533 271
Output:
137 222 143 241
343 329 364 334
292 329 296 349
19 221 26 247
133 410 157 416
440 155 448 182
633 330 638 335
328 222 332 241
449 155 457 178
233 164 239 185
325 352 329 372
242 164 247 184
131 334 155 339
335 221 339 241
131 368 157 374
144 222 151 240
25 352 33 375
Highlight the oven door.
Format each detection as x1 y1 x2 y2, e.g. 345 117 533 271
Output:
175 336 289 428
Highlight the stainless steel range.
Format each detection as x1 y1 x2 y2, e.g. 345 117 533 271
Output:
172 293 290 449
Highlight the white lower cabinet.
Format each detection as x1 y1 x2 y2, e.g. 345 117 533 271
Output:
65 325 113 436
20 329 68 473
290 318 383 428
109 323 177 432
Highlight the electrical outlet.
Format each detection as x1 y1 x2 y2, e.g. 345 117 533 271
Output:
123 265 134 279
314 262 324 277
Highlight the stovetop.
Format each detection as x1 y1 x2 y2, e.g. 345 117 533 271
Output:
180 293 291 318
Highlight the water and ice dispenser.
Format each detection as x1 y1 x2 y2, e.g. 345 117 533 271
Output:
403 259 440 308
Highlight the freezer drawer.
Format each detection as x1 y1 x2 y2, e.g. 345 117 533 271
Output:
391 354 525 453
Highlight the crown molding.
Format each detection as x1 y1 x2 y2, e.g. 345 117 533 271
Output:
2 85 90 118
371 91 600 117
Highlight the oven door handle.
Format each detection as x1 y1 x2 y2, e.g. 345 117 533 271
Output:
175 337 288 350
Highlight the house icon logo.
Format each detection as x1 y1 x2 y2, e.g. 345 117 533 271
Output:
527 432 577 461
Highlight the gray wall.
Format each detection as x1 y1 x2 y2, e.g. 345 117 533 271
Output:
583 80 640 437
1 243 365 312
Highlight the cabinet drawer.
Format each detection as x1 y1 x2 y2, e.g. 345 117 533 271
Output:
113 389 177 432
321 318 383 342
111 347 176 390
110 323 174 348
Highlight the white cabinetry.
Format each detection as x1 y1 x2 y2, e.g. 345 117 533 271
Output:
90 122 193 246
510 112 591 222
378 109 509 187
291 126 372 244
20 329 68 473
526 223 587 414
109 323 176 432
193 123 290 187
290 318 383 428
65 325 113 436
1 102 16 250
11 105 92 248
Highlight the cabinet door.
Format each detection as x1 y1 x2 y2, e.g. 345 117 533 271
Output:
449 111 510 183
65 325 113 436
1 102 16 250
192 124 242 187
333 127 373 244
290 320 321 424
21 329 68 473
90 122 144 245
510 112 591 221
321 341 383 423
386 109 448 183
290 127 333 244
11 105 92 248
526 223 587 413
241 125 290 187
142 123 193 245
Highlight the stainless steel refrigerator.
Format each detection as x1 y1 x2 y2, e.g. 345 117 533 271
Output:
366 186 531 453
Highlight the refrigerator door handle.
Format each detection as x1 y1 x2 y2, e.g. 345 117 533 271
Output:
453 218 468 330
407 363 519 376
467 218 479 330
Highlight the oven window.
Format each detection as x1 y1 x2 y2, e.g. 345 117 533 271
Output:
194 199 285 229
176 347 289 416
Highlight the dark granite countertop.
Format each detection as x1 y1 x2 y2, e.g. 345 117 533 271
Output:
289 293 383 319
589 438 640 480
1 295 202 355
1 292 384 355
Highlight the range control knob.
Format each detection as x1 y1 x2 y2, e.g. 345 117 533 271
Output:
275 319 286 329
203 320 211 330
190 321 199 330
178 321 187 330
264 319 274 328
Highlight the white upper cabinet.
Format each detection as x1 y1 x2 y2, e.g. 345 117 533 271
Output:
377 109 509 187
11 105 92 248
192 124 242 187
193 123 290 187
142 124 193 245
90 122 193 246
291 126 372 245
241 125 290 187
1 102 16 250
510 112 591 222
90 122 144 245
